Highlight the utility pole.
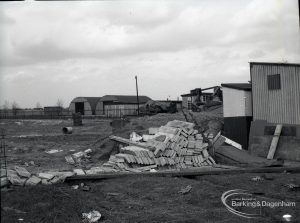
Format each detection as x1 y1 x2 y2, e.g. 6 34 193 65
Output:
135 75 140 116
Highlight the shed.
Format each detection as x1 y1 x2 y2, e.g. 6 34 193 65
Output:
250 62 300 124
248 62 300 161
221 83 252 149
69 97 102 115
95 95 151 117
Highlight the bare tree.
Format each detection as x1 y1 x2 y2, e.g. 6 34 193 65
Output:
56 99 64 116
56 99 64 108
36 102 42 109
11 101 19 116
2 100 10 117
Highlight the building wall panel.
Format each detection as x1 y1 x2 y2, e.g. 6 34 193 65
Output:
223 87 252 117
251 64 300 125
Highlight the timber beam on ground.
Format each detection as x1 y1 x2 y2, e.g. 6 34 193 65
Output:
65 166 300 182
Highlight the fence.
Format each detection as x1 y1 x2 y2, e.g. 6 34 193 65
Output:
0 108 140 119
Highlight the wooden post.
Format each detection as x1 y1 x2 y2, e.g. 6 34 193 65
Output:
267 124 282 160
135 75 140 116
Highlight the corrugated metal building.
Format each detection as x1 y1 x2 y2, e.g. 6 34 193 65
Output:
69 97 102 115
248 62 300 161
95 95 151 117
250 62 300 124
221 83 252 149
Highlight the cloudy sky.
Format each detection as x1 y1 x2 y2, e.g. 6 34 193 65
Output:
0 0 299 108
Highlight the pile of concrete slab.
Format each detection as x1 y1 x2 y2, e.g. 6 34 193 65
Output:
104 120 216 172
1 166 75 187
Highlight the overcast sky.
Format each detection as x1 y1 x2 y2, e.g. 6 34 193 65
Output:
0 0 299 108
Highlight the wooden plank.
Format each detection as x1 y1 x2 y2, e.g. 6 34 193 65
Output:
109 136 154 150
223 136 242 150
267 124 283 160
65 166 300 182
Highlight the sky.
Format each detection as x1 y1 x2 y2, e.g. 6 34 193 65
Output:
0 0 299 108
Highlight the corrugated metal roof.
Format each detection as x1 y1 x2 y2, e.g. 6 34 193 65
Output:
250 62 300 67
100 95 151 104
221 83 251 91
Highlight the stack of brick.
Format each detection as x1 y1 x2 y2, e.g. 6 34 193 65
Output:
105 120 216 172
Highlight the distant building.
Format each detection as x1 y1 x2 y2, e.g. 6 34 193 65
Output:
181 86 222 110
69 97 101 115
221 83 252 149
44 106 63 116
95 95 151 117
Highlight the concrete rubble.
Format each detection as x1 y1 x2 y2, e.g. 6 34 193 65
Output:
98 120 216 173
2 166 76 187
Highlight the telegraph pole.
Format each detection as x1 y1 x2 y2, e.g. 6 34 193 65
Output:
135 75 140 116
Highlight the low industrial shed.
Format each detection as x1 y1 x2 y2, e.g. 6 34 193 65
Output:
95 95 151 117
248 62 300 161
69 97 101 115
221 83 252 149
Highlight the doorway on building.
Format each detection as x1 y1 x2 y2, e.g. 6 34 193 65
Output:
75 102 84 115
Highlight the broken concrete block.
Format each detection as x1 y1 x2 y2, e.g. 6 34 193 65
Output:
142 134 156 142
50 176 62 184
73 169 86 176
8 174 26 186
38 173 55 180
1 177 9 187
149 127 159 135
15 166 31 178
202 149 209 158
41 179 52 185
65 155 75 165
25 176 41 186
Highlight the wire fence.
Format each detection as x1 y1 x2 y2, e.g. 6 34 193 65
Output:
0 108 140 119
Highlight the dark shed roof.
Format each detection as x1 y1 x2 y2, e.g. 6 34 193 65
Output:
181 92 213 97
221 83 251 91
250 62 300 67
100 95 151 104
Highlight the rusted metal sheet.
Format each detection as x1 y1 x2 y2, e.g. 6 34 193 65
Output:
250 63 300 125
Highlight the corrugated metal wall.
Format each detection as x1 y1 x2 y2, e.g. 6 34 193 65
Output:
251 64 300 124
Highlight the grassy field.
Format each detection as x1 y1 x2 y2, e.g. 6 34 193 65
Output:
2 173 300 222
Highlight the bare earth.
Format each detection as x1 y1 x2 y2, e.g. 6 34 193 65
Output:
1 111 299 222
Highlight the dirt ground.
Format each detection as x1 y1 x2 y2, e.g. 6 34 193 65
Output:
0 112 223 173
2 111 299 222
1 173 300 223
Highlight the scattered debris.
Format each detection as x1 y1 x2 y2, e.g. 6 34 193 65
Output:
45 149 63 154
65 149 93 165
15 166 31 178
251 176 264 182
38 173 55 180
82 210 101 223
105 120 216 172
282 214 292 222
130 132 143 142
284 183 300 190
62 127 73 134
178 185 192 194
25 176 41 186
73 169 86 176
1 177 9 187
72 185 79 190
65 155 75 165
